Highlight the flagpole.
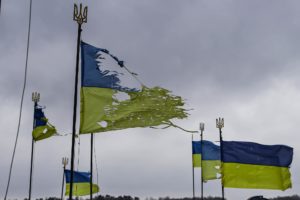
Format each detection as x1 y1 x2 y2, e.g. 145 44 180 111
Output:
191 134 195 199
29 92 40 200
61 157 68 200
90 133 94 200
70 4 87 200
199 122 205 200
29 138 35 200
216 118 225 200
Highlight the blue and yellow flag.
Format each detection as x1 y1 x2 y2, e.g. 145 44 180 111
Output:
192 141 202 167
64 169 99 196
80 42 189 134
32 104 56 141
222 141 293 190
192 140 221 181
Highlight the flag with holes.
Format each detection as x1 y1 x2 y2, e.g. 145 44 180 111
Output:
79 42 188 134
64 169 99 196
192 140 221 181
32 103 56 141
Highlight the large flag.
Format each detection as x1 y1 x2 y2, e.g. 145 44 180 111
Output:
222 141 293 190
64 169 99 196
192 140 221 181
32 104 56 141
80 42 189 134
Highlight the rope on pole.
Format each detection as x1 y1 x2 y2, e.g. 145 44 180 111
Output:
4 0 33 198
93 135 99 195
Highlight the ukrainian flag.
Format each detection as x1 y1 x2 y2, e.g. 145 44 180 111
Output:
222 141 293 190
192 141 202 167
80 42 188 134
32 104 56 141
192 140 221 181
64 169 99 196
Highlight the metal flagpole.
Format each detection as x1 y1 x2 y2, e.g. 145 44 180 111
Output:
29 92 40 200
216 118 225 200
191 134 195 199
90 133 94 200
28 139 35 200
199 122 205 200
61 157 69 200
70 4 87 200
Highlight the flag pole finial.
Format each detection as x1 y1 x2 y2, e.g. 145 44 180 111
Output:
73 3 88 25
62 157 69 167
32 92 40 103
200 122 205 132
216 117 224 130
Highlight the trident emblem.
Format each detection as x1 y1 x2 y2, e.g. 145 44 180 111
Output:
32 92 40 103
62 157 69 168
73 3 88 25
216 117 224 130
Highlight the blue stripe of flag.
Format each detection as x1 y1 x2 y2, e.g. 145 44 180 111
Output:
64 169 91 183
192 140 220 160
222 141 293 167
81 41 137 92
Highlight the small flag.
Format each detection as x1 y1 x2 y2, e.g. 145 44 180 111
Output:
80 42 189 134
222 141 293 190
32 104 56 141
64 169 99 196
192 140 221 181
192 141 202 167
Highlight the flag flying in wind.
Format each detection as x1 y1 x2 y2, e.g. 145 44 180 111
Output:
222 141 293 190
32 104 56 141
80 41 189 134
192 140 221 181
192 141 202 167
64 169 99 196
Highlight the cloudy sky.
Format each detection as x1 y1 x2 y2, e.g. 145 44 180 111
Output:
1 0 300 199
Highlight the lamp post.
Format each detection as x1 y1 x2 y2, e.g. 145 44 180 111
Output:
216 118 224 200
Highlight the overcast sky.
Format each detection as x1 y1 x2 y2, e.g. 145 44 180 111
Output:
0 0 300 199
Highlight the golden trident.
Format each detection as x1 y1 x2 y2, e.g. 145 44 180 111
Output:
73 3 88 25
32 92 40 103
216 117 224 130
62 157 69 168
